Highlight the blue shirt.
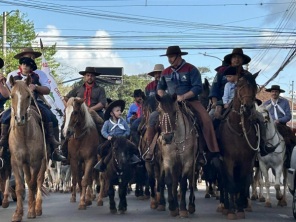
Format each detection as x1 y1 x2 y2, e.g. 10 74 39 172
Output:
126 102 142 124
209 66 228 104
222 82 236 105
263 97 291 124
101 117 130 139
157 60 202 100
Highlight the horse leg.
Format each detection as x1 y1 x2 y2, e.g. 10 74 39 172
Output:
179 175 188 218
205 180 211 198
2 175 10 208
251 167 259 200
108 184 117 214
97 173 106 206
79 160 93 210
26 165 39 219
118 183 128 214
165 169 177 216
157 173 166 211
188 172 196 215
70 158 78 203
11 160 25 222
278 168 288 206
36 158 46 216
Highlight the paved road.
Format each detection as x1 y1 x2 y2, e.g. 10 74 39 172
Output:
0 183 295 222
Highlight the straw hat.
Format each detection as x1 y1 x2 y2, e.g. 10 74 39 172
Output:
147 64 164 77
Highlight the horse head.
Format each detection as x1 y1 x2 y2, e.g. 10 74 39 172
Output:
234 72 258 114
155 93 178 144
63 97 94 138
10 75 33 126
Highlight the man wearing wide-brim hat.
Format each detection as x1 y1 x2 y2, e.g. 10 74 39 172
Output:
145 64 164 97
263 85 291 125
144 45 221 163
63 67 107 119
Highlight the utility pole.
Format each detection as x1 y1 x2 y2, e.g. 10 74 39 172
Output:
2 11 7 75
292 81 294 129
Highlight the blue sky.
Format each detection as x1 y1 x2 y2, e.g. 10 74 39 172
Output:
1 0 296 96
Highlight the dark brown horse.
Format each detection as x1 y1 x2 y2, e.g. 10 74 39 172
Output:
0 145 11 208
156 94 198 217
63 97 100 209
9 76 47 221
218 72 259 219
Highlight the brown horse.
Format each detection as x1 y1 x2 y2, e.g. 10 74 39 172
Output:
155 94 198 217
63 97 100 209
0 145 11 208
9 76 47 221
218 72 259 219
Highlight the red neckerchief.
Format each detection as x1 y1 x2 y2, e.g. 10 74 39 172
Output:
84 83 94 106
135 102 142 118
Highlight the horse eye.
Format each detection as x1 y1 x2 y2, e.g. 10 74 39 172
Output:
10 95 14 99
27 95 30 99
73 111 78 115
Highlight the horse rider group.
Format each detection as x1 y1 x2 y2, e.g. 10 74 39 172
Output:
0 45 295 170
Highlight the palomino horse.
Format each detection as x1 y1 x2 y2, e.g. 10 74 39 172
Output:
218 72 259 219
155 94 198 217
9 76 47 221
97 137 138 214
256 105 287 207
63 97 100 209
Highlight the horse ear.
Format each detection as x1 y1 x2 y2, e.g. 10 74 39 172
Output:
25 75 32 86
172 93 177 101
253 70 260 79
9 75 15 87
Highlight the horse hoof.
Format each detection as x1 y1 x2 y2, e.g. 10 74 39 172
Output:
12 213 22 222
205 193 211 198
259 197 266 202
277 199 287 207
170 209 179 217
227 213 237 220
179 210 188 218
157 205 166 211
70 197 76 203
237 211 245 219
2 201 9 208
265 202 272 208
110 209 117 214
188 205 195 214
86 200 92 206
27 211 36 219
78 205 86 210
36 209 42 216
216 205 223 212
150 200 158 209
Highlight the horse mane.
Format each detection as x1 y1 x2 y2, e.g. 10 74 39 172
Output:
242 73 258 93
12 80 32 95
67 97 96 130
143 95 158 112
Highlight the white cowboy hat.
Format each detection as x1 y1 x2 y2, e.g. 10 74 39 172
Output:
147 64 164 77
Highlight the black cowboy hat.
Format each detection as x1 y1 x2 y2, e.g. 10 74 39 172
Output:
160 46 188 56
223 66 238 76
214 60 229 72
14 47 42 59
133 89 145 98
0 58 3 69
224 48 251 65
104 100 125 121
19 57 37 71
265 85 285 93
79 67 101 76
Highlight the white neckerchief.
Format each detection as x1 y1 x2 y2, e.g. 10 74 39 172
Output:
110 118 126 131
271 99 285 120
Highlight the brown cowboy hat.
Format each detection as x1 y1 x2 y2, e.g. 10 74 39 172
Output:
160 46 188 56
104 99 125 121
265 85 285 93
224 48 251 65
148 64 164 77
14 47 42 59
79 67 101 76
0 58 3 69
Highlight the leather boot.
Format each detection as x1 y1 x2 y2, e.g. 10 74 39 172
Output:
258 120 267 156
45 122 61 147
0 124 9 147
52 148 66 162
144 126 156 161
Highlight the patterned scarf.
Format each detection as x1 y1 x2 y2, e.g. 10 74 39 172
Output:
84 83 94 107
135 102 142 118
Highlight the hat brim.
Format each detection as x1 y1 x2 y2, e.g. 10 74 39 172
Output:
79 71 101 76
147 70 162 77
160 52 188 57
104 100 125 121
265 88 285 93
14 51 42 59
0 58 3 69
224 53 251 65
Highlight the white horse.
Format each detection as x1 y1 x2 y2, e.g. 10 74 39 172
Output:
256 105 287 207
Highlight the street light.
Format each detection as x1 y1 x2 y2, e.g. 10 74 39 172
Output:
290 81 295 129
199 52 223 62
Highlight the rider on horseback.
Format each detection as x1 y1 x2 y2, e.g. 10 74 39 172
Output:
0 49 66 163
144 46 221 164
